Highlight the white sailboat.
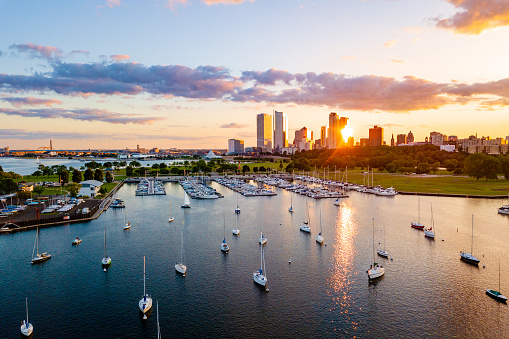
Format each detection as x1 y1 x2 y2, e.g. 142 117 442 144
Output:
316 211 324 244
31 228 51 264
35 156 41 165
175 231 187 275
181 193 191 208
486 260 507 302
259 211 267 245
377 222 389 257
289 194 294 213
168 198 174 222
253 241 267 287
460 215 480 266
300 205 311 233
20 297 33 337
235 194 240 214
101 225 111 271
139 256 153 319
232 212 240 236
333 198 341 206
221 213 229 252
411 197 425 230
124 209 131 230
424 203 435 239
368 218 385 280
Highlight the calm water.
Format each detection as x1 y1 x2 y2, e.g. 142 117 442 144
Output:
1 181 509 338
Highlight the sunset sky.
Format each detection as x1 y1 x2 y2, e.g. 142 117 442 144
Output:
1 0 509 150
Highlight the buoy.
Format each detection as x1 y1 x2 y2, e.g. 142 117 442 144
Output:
143 315 147 319
442 239 444 241
390 258 393 261
103 268 107 272
483 265 486 268
288 260 291 263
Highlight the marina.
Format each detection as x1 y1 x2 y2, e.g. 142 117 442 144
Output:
2 180 509 338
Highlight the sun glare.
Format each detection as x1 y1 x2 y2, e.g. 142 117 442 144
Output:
342 126 353 142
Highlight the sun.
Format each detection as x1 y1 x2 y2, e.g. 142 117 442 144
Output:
342 125 353 142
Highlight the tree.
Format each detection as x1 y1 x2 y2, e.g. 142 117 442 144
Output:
43 167 53 177
105 171 113 183
60 170 69 184
259 166 266 172
72 169 82 183
33 185 45 196
103 162 113 169
464 153 486 181
84 168 94 181
151 163 160 169
99 186 108 195
386 163 397 173
94 168 104 182
32 170 43 177
242 165 250 174
126 166 134 176
159 163 167 169
130 161 141 168
500 156 509 180
430 162 440 174
481 156 499 180
0 178 17 194
444 159 458 174
0 165 3 172
67 183 81 197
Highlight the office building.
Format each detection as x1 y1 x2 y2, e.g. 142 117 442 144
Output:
391 134 395 146
369 125 384 146
294 127 313 151
430 132 447 146
257 113 273 152
228 139 244 154
320 126 327 148
328 113 339 148
396 134 407 145
273 111 288 151
407 131 414 143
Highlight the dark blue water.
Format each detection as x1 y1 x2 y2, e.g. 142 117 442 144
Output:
1 181 509 338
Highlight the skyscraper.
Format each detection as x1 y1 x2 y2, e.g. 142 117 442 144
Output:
407 130 414 143
320 126 327 148
369 125 384 146
257 113 272 152
273 111 288 151
396 134 407 145
228 139 244 154
338 116 348 147
328 112 339 148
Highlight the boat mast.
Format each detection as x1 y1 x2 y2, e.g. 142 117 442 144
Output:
104 226 107 258
143 256 146 297
180 231 184 263
418 197 421 224
372 218 375 264
26 297 29 324
471 214 474 254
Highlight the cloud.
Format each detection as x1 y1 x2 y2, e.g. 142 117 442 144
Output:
383 39 400 47
9 42 63 61
202 0 255 4
220 123 249 128
0 107 165 125
436 0 509 35
107 0 122 8
111 54 130 61
2 97 62 108
391 59 405 63
341 56 357 61
68 50 90 58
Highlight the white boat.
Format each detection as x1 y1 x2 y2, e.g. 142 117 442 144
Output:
123 209 131 230
316 211 324 244
486 260 507 302
377 221 389 257
235 194 240 214
168 198 174 222
71 236 82 245
139 256 153 319
20 297 33 337
181 193 191 208
368 218 385 280
253 241 267 287
333 198 340 206
35 156 40 165
289 194 294 213
498 205 509 215
300 204 311 233
31 228 51 264
221 213 229 252
101 225 111 271
424 204 435 239
460 215 480 266
175 231 187 275
232 213 240 236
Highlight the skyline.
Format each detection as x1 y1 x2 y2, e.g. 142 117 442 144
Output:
1 0 509 149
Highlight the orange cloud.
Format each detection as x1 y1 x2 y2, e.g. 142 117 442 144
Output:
111 54 130 61
383 39 400 47
391 59 405 63
341 56 357 61
2 97 62 108
436 0 509 34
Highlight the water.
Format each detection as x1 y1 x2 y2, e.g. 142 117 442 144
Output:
1 181 509 338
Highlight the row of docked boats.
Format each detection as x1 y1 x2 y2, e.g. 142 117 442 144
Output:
256 176 348 199
110 198 125 208
213 177 276 196
135 179 166 196
179 178 221 199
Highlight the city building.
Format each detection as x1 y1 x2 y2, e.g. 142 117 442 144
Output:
430 132 447 146
396 134 407 146
369 125 384 146
228 139 245 154
347 136 355 147
407 131 414 143
457 135 508 155
78 180 103 198
360 138 369 147
273 111 288 152
328 113 339 148
294 127 313 151
320 126 327 148
257 113 273 152
282 145 298 155
391 134 395 146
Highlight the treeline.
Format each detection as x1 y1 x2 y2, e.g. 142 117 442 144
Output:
286 145 509 180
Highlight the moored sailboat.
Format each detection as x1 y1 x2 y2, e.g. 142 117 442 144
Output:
181 193 191 208
411 197 425 230
220 213 229 252
139 256 153 319
168 198 174 222
368 218 385 280
31 228 51 264
424 203 435 239
175 231 187 275
253 241 267 287
460 215 480 266
486 260 507 302
377 221 389 258
20 297 33 337
316 211 324 244
101 225 111 271
300 205 311 233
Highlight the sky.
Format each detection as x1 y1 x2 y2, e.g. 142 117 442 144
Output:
1 0 509 150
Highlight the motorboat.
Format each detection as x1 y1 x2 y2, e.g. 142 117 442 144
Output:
71 236 82 245
124 222 131 230
498 205 509 215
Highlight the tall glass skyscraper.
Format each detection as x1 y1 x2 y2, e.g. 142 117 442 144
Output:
273 111 288 151
257 113 272 152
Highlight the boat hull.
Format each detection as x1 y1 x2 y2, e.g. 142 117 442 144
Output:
20 321 33 336
486 289 508 302
175 263 187 275
411 222 425 230
377 250 389 258
232 229 240 236
181 205 191 208
71 239 81 245
168 218 174 223
31 254 51 264
102 257 112 268
253 272 267 286
368 266 385 280
139 296 153 315
259 238 266 245
300 225 311 233
460 252 480 266
424 230 435 239
316 235 323 244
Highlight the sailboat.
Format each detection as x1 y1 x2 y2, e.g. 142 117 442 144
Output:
181 193 191 208
235 194 240 214
460 215 480 266
333 198 341 206
253 241 267 287
20 297 33 337
259 211 267 245
424 203 435 239
300 205 311 233
221 213 229 252
31 228 51 264
411 197 425 230
168 198 174 222
139 256 153 319
289 194 294 213
377 222 389 257
124 209 131 230
35 156 41 165
175 231 187 275
316 211 324 244
232 212 240 236
101 225 111 271
486 260 507 302
367 218 385 280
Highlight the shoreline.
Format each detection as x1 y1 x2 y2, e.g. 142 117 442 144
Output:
396 191 509 199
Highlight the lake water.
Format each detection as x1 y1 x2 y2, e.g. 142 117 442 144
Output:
1 178 509 338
